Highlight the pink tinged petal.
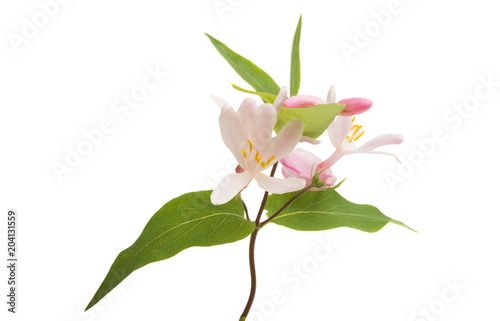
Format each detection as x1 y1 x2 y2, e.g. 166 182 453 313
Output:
321 169 336 186
326 83 336 104
237 99 277 147
317 150 345 172
338 98 373 116
282 166 311 185
283 95 325 108
328 115 353 149
262 118 304 169
253 173 306 194
219 106 249 168
364 151 402 163
211 172 253 205
273 86 288 114
299 136 321 145
280 148 322 180
210 95 230 109
235 165 245 173
357 134 404 152
281 148 336 191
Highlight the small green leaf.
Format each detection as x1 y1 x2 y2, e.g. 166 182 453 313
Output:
275 103 345 139
205 33 281 96
86 191 255 311
232 83 277 104
290 15 302 97
265 189 415 233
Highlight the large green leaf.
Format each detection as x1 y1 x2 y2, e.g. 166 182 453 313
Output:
275 103 345 139
265 189 415 233
205 33 281 96
290 15 302 97
86 191 255 310
232 83 277 104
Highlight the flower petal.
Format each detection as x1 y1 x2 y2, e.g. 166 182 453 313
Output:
338 97 372 116
219 106 249 168
280 148 322 179
357 134 404 152
326 83 336 104
237 99 277 148
299 136 321 145
211 172 253 205
211 95 230 109
283 95 325 108
317 150 346 172
253 173 305 194
364 151 402 163
328 115 352 149
273 86 288 114
263 118 304 168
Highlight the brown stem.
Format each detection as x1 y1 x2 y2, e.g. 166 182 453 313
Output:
239 194 250 221
239 163 278 320
239 228 259 321
260 184 313 227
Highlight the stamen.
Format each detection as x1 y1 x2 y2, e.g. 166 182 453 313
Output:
353 131 365 141
260 162 266 168
241 150 247 158
255 150 262 162
266 156 276 165
247 140 253 152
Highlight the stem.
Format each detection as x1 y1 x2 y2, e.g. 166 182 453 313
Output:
239 194 250 221
260 184 313 227
239 163 277 320
239 228 259 321
254 163 278 225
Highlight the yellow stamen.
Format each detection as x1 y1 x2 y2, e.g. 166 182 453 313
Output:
260 162 266 168
241 150 247 158
255 150 262 162
247 140 253 152
354 131 365 141
266 156 276 165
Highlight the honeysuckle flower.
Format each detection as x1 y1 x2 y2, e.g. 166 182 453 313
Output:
317 115 404 172
282 84 372 116
211 98 306 205
281 148 336 191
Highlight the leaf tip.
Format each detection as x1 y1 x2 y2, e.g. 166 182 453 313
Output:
390 219 418 233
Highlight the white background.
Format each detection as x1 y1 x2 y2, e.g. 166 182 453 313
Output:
1 0 499 320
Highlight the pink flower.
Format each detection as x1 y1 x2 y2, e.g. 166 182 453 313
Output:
281 149 336 191
279 84 372 116
211 98 306 205
317 115 404 172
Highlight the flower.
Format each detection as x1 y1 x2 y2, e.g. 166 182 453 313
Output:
211 98 306 205
317 115 404 172
281 148 336 191
280 84 372 116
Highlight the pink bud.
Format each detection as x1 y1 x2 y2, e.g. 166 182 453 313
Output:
281 149 336 191
283 95 325 108
338 97 372 116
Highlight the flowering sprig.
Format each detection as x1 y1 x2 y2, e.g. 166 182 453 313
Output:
85 15 414 320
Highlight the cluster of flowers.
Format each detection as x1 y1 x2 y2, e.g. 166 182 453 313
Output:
210 84 403 205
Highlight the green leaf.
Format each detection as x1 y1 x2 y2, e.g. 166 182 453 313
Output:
86 191 255 311
265 189 415 233
232 83 277 104
275 103 345 139
205 33 281 96
290 15 302 97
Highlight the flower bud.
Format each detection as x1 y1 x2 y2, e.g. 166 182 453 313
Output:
283 95 325 108
281 149 336 191
338 97 372 116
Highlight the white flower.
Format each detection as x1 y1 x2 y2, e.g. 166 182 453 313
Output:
211 98 306 205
